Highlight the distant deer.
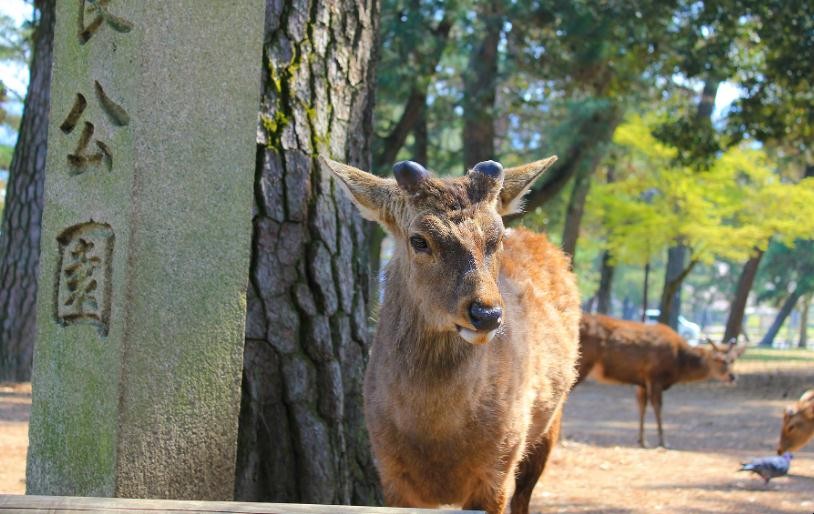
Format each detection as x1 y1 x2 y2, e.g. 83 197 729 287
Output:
778 389 814 454
323 156 580 514
577 313 745 448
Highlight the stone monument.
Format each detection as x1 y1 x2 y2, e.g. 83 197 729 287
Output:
26 1 264 500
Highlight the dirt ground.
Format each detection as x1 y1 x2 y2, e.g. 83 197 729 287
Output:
1 360 812 513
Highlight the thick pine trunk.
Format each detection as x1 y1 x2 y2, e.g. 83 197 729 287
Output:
723 249 764 342
235 0 381 505
462 1 501 168
759 288 802 348
596 250 615 315
0 0 55 382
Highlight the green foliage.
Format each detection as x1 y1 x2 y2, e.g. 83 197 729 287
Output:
756 240 814 305
589 115 814 268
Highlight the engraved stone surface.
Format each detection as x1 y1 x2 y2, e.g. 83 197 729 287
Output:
27 0 265 500
55 222 114 333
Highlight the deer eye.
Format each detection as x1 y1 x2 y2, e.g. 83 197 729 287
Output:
410 235 430 253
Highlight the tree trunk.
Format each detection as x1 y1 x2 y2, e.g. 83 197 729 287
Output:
657 80 719 330
462 1 501 168
235 0 381 505
642 262 650 322
373 12 451 171
0 0 55 382
799 293 810 349
413 103 428 166
560 168 591 265
759 287 802 348
596 250 615 315
660 244 689 328
658 258 698 327
723 249 764 342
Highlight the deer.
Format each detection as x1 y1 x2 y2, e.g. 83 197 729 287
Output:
576 313 745 448
322 156 580 514
777 389 814 454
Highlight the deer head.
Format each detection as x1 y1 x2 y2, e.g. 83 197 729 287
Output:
704 337 746 383
322 156 557 345
778 390 814 454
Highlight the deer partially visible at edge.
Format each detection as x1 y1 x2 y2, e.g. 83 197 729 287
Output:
778 389 814 454
577 313 745 448
323 156 580 514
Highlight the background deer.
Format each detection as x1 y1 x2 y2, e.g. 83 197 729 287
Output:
323 156 580 514
577 313 745 448
778 389 814 454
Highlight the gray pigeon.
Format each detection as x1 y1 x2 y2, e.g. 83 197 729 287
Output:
738 452 792 484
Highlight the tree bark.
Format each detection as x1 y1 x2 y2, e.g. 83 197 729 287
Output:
596 250 615 315
235 0 381 504
723 249 764 342
799 293 810 349
462 1 501 168
759 287 803 348
0 0 55 382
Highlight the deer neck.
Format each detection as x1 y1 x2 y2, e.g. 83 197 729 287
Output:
677 346 712 383
377 256 476 378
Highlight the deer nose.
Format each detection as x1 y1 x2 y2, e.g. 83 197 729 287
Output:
469 302 502 332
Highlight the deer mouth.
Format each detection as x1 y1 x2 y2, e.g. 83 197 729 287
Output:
456 325 498 345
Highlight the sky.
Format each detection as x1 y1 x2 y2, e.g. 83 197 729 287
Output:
0 0 33 151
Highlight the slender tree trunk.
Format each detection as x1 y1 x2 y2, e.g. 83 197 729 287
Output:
561 168 591 265
723 249 764 342
596 250 615 315
658 259 698 327
759 287 803 348
642 262 650 322
235 0 381 504
799 293 810 349
0 0 55 382
413 103 428 165
660 244 689 328
462 1 501 168
373 13 451 171
658 80 719 329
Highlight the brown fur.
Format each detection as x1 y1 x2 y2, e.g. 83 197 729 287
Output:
577 313 743 448
778 389 814 454
324 156 579 514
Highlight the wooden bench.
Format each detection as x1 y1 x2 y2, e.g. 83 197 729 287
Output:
0 495 483 514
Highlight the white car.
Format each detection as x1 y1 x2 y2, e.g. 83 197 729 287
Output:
644 309 702 345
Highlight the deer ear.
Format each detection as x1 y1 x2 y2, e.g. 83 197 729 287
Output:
321 157 398 226
498 156 558 215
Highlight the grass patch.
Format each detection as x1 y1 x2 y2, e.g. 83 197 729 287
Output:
741 347 814 362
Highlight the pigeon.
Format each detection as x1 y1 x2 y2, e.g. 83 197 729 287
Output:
738 452 792 484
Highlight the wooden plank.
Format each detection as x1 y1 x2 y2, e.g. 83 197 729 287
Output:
0 495 484 514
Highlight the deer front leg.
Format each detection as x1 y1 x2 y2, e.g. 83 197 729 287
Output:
636 384 648 448
650 384 667 448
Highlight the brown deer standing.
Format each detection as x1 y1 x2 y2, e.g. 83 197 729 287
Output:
778 389 814 454
577 313 744 448
323 156 580 514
